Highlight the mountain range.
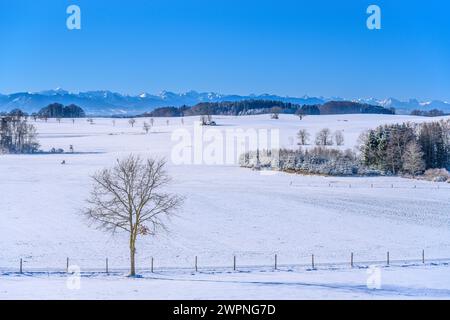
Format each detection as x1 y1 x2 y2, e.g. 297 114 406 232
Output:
0 89 449 116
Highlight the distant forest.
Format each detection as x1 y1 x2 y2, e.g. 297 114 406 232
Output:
0 103 86 119
139 100 395 117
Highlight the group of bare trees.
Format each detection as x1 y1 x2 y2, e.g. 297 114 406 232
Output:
0 116 39 153
297 128 345 147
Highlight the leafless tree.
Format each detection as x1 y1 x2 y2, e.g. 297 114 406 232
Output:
143 122 151 134
334 130 345 146
297 129 310 146
129 118 136 128
200 115 213 126
402 141 425 176
84 155 184 276
315 128 333 146
270 107 281 120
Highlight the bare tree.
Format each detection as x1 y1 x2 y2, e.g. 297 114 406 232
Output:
270 107 281 120
84 155 183 276
315 128 333 146
402 141 425 176
128 118 136 128
200 115 214 126
143 122 151 134
297 129 310 146
334 130 345 146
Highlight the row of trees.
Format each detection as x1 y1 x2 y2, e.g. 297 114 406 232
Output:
297 128 345 146
140 100 395 117
411 109 445 117
0 104 86 121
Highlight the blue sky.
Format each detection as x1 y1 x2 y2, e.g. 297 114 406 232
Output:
0 0 449 100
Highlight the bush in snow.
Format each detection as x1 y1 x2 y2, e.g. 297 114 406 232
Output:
420 168 450 182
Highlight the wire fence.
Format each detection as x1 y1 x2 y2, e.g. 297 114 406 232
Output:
2 251 449 276
290 182 450 190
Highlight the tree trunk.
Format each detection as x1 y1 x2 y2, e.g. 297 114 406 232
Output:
129 233 136 277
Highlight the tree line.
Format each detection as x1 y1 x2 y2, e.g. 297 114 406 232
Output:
139 100 395 117
0 103 86 120
410 109 446 117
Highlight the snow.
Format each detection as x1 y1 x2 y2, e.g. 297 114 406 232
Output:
1 263 450 299
0 114 449 299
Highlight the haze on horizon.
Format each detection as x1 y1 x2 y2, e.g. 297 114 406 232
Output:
0 0 449 101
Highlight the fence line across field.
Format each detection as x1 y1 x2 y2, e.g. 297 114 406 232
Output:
5 250 450 275
290 182 450 190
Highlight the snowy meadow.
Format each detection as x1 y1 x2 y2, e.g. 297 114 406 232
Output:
1 114 449 299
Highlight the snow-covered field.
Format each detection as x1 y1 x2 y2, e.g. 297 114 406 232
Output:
2 263 450 300
0 114 449 299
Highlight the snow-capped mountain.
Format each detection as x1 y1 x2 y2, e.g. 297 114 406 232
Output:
0 90 328 115
355 97 450 114
0 89 449 116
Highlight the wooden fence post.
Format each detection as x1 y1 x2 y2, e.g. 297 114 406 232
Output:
195 256 198 272
233 256 236 271
20 258 23 274
422 250 425 264
351 252 354 268
106 258 109 274
66 257 69 272
312 254 315 269
387 251 390 265
274 254 277 270
151 257 154 273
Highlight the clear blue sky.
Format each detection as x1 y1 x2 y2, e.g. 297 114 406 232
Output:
0 0 449 100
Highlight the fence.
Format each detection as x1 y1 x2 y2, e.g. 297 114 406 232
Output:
290 182 450 190
4 250 449 276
